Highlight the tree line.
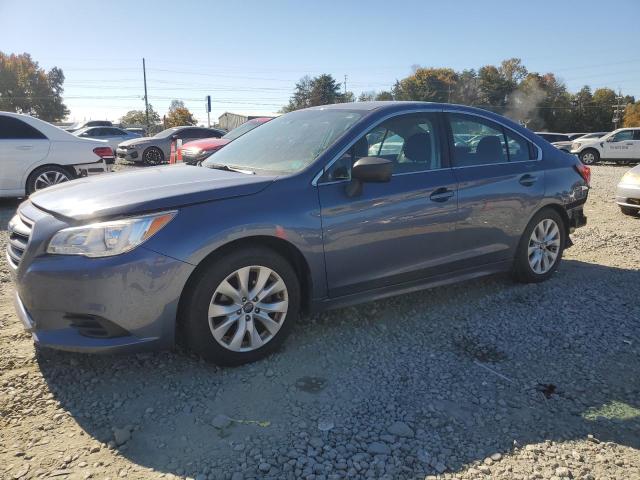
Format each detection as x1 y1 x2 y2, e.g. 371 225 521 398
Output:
283 58 640 132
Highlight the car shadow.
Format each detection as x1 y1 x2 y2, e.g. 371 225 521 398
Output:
35 258 640 478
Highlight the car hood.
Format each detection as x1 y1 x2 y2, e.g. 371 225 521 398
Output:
182 138 231 150
29 164 276 221
118 136 155 147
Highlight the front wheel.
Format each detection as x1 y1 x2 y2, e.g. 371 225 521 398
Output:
142 147 164 166
181 247 300 366
620 205 639 217
513 209 566 283
579 149 599 165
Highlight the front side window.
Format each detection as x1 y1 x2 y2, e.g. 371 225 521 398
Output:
323 113 442 182
204 109 363 174
611 130 634 142
0 116 47 140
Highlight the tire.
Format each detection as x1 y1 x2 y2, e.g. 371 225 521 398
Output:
620 205 639 216
512 208 566 283
579 149 599 165
142 147 164 166
26 165 73 195
181 247 300 366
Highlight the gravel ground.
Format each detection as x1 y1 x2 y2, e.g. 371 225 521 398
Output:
1 164 639 480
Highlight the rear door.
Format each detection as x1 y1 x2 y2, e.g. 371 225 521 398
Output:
318 112 459 297
0 115 50 192
446 112 544 266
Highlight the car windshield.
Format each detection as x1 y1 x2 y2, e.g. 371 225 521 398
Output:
153 128 180 139
222 120 265 141
203 109 363 174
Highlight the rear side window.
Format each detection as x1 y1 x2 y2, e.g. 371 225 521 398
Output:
448 113 536 166
634 130 640 141
0 116 47 140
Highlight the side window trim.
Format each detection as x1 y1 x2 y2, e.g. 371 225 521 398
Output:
314 110 451 186
443 110 542 168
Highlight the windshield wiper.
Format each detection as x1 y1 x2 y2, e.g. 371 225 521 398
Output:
202 163 255 175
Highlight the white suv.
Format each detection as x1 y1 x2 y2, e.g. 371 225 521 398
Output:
0 112 113 197
571 128 640 165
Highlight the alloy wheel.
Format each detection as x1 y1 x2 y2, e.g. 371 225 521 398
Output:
34 170 70 190
581 152 596 165
528 219 561 274
144 148 163 165
208 265 288 352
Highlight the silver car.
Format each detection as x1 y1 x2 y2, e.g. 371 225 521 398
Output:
75 126 140 151
616 164 640 216
116 126 224 165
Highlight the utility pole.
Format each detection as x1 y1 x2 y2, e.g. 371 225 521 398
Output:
344 75 348 96
612 89 625 130
142 58 149 131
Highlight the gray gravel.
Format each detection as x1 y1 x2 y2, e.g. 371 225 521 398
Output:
1 164 639 480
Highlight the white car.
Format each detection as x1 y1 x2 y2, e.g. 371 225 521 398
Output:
571 128 640 165
74 126 141 151
0 111 113 198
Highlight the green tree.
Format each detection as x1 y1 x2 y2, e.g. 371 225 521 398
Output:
165 100 197 127
477 65 512 109
0 52 69 121
282 74 346 112
392 67 458 102
375 91 394 101
120 104 160 127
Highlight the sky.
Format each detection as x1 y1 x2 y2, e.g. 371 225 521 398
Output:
1 0 639 125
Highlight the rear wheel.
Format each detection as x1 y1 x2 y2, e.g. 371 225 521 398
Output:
620 205 639 216
26 166 72 195
513 208 566 283
579 149 599 165
181 247 300 366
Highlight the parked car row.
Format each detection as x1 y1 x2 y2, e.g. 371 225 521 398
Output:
115 126 225 165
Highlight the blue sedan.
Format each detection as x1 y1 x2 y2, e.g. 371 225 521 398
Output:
8 102 589 365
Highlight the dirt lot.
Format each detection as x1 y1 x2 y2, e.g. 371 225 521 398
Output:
1 165 639 480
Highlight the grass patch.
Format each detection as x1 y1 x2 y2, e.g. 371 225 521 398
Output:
583 401 640 421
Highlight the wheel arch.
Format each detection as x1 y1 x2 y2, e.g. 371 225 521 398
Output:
525 202 571 246
25 163 76 192
176 235 314 336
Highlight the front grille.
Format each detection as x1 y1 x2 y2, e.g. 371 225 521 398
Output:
7 213 33 268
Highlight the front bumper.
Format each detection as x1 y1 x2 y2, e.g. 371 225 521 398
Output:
116 147 140 162
8 202 195 353
615 183 640 208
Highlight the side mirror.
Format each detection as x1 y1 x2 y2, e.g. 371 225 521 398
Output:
606 137 615 142
171 134 178 140
345 157 392 197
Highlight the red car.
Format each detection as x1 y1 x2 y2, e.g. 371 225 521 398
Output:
179 117 272 164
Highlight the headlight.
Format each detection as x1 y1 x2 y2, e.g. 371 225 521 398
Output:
47 211 176 257
572 143 581 150
621 171 640 185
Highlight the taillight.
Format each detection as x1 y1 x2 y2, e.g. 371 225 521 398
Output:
93 147 114 159
575 163 591 185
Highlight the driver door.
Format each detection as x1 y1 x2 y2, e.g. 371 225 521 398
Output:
317 112 459 298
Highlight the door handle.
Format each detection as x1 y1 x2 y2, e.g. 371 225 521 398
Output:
16 145 33 150
519 174 538 186
429 187 455 202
